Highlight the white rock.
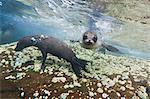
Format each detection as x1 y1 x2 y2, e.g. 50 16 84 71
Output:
40 71 44 74
104 87 108 91
97 88 103 93
116 92 121 97
73 81 81 87
81 78 87 82
69 84 74 88
72 74 78 81
6 69 11 73
94 92 97 95
44 96 48 99
107 80 116 88
120 86 126 91
51 77 66 83
5 61 9 65
89 91 94 97
48 70 53 75
16 73 26 80
102 93 109 98
33 91 39 97
44 90 50 96
101 79 109 86
127 80 132 84
118 80 126 85
121 97 126 99
60 77 67 83
34 63 41 72
57 72 64 76
28 97 31 99
89 82 93 86
126 84 134 90
97 83 102 87
64 85 69 89
8 55 12 59
54 90 57 93
5 50 10 55
39 96 42 99
21 92 25 97
60 93 69 99
5 75 16 79
121 75 129 80
1 59 6 64
14 59 22 68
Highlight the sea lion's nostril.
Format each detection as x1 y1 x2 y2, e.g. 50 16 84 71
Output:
90 40 93 43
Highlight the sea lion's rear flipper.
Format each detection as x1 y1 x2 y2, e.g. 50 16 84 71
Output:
71 64 82 77
102 44 121 53
41 51 47 72
71 58 89 77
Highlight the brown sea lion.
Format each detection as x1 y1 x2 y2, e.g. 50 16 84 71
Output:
15 35 88 77
81 31 120 53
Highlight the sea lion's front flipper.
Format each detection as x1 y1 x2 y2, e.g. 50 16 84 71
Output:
71 65 82 77
41 51 47 72
71 58 89 77
76 59 89 73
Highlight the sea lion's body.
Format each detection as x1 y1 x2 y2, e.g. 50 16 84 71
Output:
15 35 88 77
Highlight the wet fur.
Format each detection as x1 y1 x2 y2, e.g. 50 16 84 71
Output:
15 35 88 77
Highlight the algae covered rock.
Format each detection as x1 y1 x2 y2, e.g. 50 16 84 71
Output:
0 41 150 98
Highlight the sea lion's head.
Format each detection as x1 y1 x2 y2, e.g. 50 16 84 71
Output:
82 31 98 49
15 36 38 51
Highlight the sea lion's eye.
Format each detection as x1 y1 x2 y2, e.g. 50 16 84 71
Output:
83 35 88 40
93 36 97 42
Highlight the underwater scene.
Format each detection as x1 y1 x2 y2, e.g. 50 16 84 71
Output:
0 0 150 98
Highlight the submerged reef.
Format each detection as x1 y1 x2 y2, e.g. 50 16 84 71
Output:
0 41 150 98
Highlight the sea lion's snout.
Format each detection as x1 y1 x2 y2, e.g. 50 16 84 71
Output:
84 39 95 45
15 37 34 51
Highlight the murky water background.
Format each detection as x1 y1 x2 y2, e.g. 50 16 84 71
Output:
0 0 150 59
0 1 150 98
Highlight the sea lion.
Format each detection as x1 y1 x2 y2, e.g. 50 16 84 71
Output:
81 31 120 53
15 35 88 77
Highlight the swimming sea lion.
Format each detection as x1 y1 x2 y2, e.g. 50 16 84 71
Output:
81 31 120 53
15 35 88 77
